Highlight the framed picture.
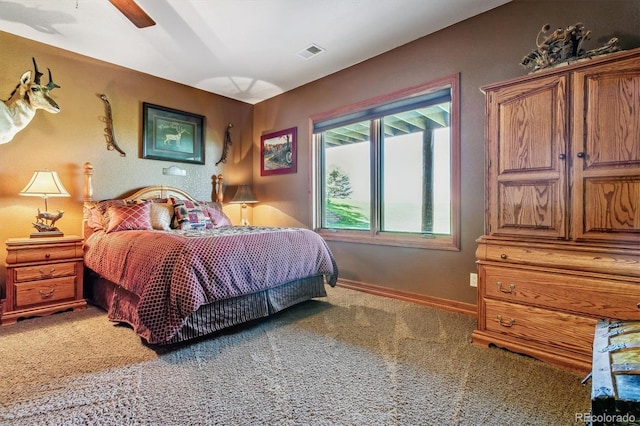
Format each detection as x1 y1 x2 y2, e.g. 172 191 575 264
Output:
260 127 297 176
142 102 205 164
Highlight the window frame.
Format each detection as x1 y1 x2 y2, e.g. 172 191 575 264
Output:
311 74 460 251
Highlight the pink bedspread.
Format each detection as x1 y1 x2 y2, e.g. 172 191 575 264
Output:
84 226 338 343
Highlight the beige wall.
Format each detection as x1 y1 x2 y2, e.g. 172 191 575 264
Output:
0 32 254 285
251 0 640 304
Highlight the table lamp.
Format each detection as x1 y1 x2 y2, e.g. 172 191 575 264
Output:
229 185 258 226
20 170 70 237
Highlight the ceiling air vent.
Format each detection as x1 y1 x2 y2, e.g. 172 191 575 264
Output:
297 44 325 60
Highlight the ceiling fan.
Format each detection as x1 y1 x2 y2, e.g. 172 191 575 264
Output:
108 0 156 28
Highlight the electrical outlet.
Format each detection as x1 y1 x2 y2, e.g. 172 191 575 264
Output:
470 273 478 287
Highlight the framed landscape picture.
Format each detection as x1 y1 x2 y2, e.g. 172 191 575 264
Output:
142 102 205 164
260 127 297 176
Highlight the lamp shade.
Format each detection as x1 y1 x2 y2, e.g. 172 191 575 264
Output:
230 185 258 204
20 170 70 198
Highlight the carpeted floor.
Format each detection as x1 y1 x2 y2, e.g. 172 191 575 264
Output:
0 286 590 425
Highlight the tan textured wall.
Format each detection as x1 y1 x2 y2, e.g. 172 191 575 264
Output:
251 0 640 304
0 31 254 288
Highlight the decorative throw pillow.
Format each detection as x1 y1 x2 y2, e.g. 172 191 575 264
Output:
89 199 128 230
86 206 106 231
105 202 153 233
205 203 232 227
171 198 212 230
150 202 173 230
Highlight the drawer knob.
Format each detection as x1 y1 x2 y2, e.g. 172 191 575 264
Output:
39 287 55 299
500 254 507 260
637 303 640 309
45 253 51 259
39 267 55 278
497 315 515 328
496 282 516 293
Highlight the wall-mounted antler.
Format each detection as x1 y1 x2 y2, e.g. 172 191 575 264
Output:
32 57 60 91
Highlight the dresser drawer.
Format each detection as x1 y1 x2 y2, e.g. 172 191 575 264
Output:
14 277 76 307
484 299 596 355
12 262 76 283
482 265 640 319
481 243 640 278
6 245 81 264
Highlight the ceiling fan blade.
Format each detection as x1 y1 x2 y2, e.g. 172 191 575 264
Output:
108 0 156 28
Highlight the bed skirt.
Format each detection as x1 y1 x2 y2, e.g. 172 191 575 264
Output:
84 270 327 345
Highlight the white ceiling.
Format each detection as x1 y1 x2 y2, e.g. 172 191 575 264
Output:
0 0 511 104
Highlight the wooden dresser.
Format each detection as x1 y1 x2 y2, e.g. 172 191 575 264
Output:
472 48 640 374
2 235 86 325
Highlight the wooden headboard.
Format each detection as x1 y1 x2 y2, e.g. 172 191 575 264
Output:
82 162 224 237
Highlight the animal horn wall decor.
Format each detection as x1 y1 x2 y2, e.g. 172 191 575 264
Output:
216 123 233 166
99 94 126 156
0 57 61 144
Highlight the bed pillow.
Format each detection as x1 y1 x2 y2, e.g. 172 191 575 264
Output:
205 202 232 227
171 199 212 230
105 202 153 233
150 202 173 230
86 199 129 231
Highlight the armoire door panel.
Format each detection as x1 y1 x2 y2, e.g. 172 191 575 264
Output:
581 176 640 240
495 180 564 237
498 88 555 173
584 72 640 169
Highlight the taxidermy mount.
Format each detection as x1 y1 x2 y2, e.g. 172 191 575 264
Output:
0 57 61 144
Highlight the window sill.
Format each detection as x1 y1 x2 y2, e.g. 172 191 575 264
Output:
316 229 460 251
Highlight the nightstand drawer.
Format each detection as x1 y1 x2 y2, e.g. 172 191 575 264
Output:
14 277 76 307
7 245 80 264
484 299 596 355
13 262 76 283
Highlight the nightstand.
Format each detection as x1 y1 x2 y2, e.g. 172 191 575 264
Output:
2 235 86 325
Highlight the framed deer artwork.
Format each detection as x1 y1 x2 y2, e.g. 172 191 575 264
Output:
142 102 205 164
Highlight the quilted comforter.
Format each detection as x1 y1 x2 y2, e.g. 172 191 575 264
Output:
84 226 338 343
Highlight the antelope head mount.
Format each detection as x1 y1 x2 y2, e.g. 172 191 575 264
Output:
0 57 61 145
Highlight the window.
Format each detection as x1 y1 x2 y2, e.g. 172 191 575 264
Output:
312 75 460 250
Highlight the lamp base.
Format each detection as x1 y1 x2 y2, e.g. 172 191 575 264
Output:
239 203 250 226
30 230 64 238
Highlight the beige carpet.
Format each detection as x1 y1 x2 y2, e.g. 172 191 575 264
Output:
0 286 590 425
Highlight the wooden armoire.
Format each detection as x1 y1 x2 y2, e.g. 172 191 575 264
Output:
472 48 640 374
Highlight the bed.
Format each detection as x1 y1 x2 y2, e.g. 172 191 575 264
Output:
81 162 338 345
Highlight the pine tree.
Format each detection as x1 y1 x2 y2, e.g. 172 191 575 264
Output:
327 166 352 199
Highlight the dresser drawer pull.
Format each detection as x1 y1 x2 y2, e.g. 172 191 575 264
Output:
39 267 56 278
497 315 515 328
500 254 507 260
39 287 55 299
637 303 640 309
496 282 516 293
45 253 51 259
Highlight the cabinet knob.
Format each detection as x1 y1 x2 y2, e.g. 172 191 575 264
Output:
636 303 640 309
577 152 585 158
559 153 566 160
45 253 51 259
500 253 507 260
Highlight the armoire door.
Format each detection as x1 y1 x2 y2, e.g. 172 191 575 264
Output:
485 74 568 239
572 55 640 243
